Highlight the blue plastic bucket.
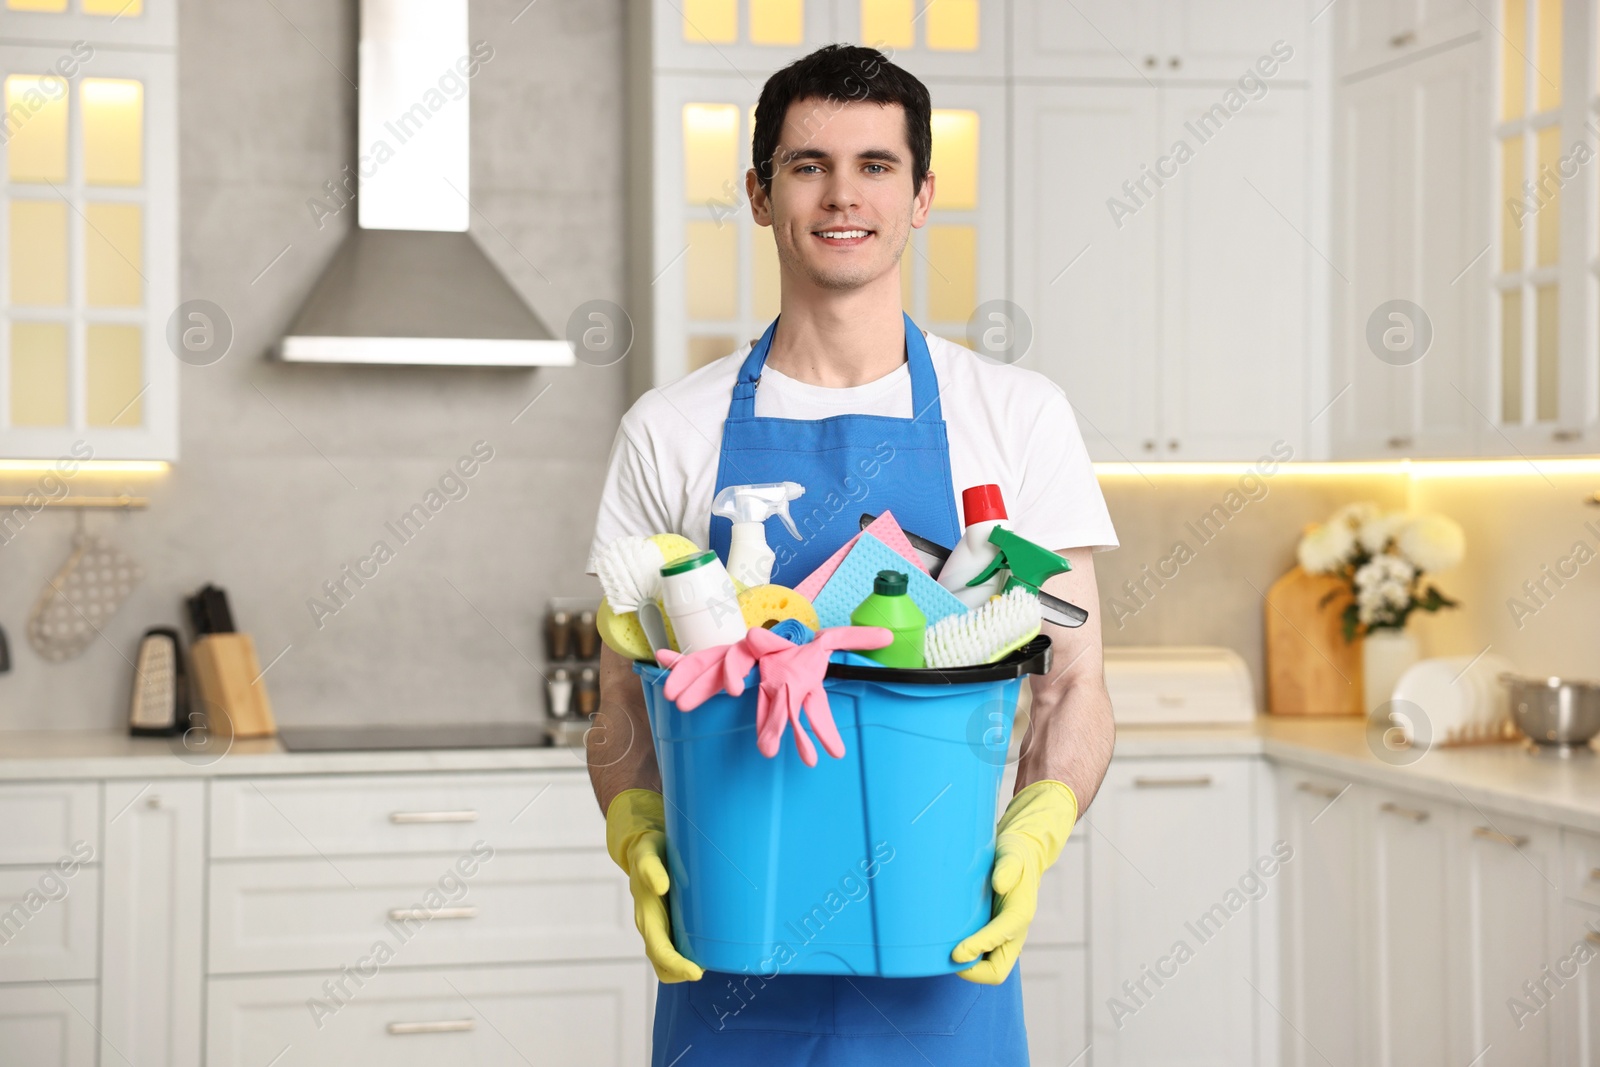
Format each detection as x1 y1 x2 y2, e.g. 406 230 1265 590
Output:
633 636 1052 978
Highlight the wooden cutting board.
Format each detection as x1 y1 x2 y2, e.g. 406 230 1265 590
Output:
1264 566 1364 716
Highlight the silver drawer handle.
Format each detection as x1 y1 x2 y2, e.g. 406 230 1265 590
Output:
1134 775 1213 789
390 810 479 824
1297 782 1343 800
1379 801 1429 823
1473 826 1529 848
388 906 478 921
387 1019 475 1035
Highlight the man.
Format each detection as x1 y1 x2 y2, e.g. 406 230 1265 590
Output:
587 44 1117 1064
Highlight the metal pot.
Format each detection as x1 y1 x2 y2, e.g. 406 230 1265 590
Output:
1500 674 1600 757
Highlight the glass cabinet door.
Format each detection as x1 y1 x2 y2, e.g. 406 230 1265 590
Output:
837 0 1003 77
0 0 176 50
652 0 835 75
0 42 175 458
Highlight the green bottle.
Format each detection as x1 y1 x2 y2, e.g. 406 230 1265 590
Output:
850 570 927 669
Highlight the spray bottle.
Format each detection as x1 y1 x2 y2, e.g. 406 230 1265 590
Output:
712 481 806 588
967 527 1073 599
938 484 1011 608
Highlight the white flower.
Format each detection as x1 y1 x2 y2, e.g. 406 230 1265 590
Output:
1357 513 1405 554
1396 514 1465 573
1298 521 1355 574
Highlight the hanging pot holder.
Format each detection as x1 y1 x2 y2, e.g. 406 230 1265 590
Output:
27 534 144 662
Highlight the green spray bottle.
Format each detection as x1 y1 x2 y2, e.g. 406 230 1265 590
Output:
850 570 927 668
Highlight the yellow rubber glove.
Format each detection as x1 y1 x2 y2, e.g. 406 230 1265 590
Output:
952 779 1079 985
605 789 704 983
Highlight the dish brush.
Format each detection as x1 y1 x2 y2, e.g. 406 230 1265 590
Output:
595 536 667 613
923 587 1042 669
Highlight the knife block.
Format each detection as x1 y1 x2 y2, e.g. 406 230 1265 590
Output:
190 633 277 738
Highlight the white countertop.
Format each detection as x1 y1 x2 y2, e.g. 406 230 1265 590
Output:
2 719 1597 833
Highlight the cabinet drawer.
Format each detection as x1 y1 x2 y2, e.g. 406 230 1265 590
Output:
0 866 99 982
1564 829 1600 907
206 962 649 1067
1031 839 1087 945
0 782 98 865
208 851 634 974
0 981 98 1067
210 772 600 858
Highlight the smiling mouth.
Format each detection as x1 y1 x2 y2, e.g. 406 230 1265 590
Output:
812 228 873 246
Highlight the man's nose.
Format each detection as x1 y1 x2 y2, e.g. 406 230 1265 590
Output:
821 170 863 214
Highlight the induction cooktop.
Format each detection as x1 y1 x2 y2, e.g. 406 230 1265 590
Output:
276 723 550 752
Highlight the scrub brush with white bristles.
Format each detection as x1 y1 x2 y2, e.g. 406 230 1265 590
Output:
594 536 667 613
923 587 1043 669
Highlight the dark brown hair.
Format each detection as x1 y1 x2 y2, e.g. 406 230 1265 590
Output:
751 44 932 197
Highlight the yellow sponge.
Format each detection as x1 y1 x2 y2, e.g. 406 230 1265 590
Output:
738 585 820 632
596 597 680 661
596 598 653 661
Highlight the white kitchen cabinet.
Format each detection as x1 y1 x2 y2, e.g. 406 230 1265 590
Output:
1012 0 1310 82
1330 35 1487 459
1554 903 1600 1066
1087 758 1259 1066
1452 808 1561 1067
0 981 98 1067
1160 85 1309 460
1276 772 1362 1067
206 961 650 1067
0 14 179 460
1334 0 1479 78
1365 785 1457 1067
0 864 98 983
1012 83 1161 460
99 779 203 1067
207 850 635 974
0 780 98 864
1015 80 1310 461
209 771 603 858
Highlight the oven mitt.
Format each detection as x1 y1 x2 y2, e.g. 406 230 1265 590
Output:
605 788 703 983
27 534 144 662
953 779 1079 985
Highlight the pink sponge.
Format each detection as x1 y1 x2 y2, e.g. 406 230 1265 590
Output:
795 510 925 601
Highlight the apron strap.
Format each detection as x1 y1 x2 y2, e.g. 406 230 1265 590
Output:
727 313 943 422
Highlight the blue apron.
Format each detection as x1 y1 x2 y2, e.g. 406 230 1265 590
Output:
654 314 1029 1066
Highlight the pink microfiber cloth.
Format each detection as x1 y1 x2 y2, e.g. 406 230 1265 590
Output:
794 510 926 601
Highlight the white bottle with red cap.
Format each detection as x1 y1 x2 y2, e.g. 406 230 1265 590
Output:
938 484 1011 609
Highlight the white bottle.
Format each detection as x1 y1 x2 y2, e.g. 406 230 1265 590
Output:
711 481 806 588
658 550 748 653
938 484 1010 609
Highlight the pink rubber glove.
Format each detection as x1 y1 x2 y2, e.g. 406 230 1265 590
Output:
655 635 760 710
744 626 892 766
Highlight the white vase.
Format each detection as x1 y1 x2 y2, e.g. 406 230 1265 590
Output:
1363 628 1420 718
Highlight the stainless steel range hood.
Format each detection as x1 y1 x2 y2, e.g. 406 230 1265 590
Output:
277 0 572 367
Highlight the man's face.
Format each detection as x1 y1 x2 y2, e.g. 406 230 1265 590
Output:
748 99 935 293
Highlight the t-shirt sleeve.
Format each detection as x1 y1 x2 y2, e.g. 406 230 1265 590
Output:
1011 384 1119 553
586 419 674 576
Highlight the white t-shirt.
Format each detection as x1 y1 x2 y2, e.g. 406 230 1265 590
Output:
586 333 1119 574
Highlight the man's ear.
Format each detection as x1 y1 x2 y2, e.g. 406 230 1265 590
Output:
747 167 773 226
911 171 936 229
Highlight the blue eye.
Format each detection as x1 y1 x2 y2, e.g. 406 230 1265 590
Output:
864 164 887 174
